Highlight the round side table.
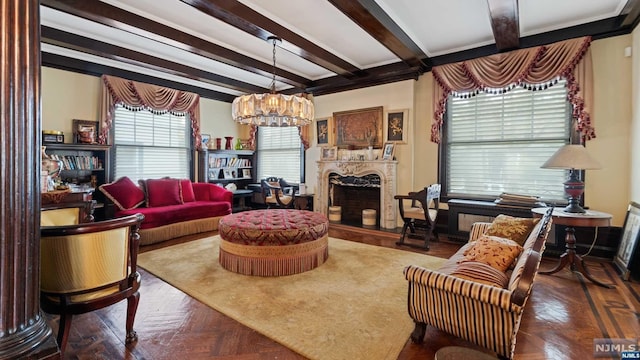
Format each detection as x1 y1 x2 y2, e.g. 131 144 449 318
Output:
532 207 613 288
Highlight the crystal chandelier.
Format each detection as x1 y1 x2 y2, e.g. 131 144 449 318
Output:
232 36 314 127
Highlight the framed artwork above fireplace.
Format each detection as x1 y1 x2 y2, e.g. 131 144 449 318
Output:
333 106 383 149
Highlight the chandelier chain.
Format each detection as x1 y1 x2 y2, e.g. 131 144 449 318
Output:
270 37 277 93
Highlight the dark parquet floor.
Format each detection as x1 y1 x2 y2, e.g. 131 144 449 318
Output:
46 225 640 360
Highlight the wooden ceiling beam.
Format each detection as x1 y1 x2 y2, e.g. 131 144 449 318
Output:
297 63 421 96
486 0 520 51
40 0 310 90
41 26 269 94
41 53 236 102
180 0 361 77
619 0 640 28
328 0 430 71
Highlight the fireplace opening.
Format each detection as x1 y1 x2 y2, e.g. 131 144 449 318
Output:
329 173 380 225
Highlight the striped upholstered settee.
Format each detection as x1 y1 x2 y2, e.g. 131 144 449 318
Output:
403 207 553 360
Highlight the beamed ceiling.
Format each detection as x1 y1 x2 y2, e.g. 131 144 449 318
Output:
40 0 640 102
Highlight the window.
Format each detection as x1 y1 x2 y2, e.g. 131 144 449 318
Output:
113 104 191 184
441 80 571 202
256 127 302 183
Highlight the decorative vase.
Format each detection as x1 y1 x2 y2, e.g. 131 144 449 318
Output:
367 146 374 160
224 136 234 150
41 146 62 192
235 138 242 150
215 138 222 150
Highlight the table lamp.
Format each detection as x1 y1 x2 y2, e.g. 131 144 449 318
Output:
541 144 601 213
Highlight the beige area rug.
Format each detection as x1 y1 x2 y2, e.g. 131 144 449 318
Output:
137 236 446 360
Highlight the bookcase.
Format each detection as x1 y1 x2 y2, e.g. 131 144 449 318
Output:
200 149 255 189
43 143 111 218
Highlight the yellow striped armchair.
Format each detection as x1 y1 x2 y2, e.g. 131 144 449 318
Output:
403 207 553 359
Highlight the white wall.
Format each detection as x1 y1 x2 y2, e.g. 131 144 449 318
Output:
42 68 102 139
586 35 633 223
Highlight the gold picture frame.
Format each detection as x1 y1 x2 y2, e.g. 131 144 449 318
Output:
382 142 395 160
333 106 383 149
321 146 338 161
72 119 99 144
385 109 408 144
316 117 334 147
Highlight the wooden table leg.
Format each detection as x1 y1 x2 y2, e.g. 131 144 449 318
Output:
540 226 614 288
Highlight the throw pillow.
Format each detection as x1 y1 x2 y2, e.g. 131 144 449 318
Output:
460 234 523 272
485 214 539 246
146 178 183 207
451 261 510 288
99 176 145 211
180 179 196 202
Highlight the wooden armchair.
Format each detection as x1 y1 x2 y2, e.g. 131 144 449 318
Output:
394 183 441 250
40 213 145 355
261 177 294 208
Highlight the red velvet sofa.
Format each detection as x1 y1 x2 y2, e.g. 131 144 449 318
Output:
99 177 232 245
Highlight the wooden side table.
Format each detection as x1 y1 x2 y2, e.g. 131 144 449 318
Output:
294 193 314 211
232 189 253 213
532 207 614 288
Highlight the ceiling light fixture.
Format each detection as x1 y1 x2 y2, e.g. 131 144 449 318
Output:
231 36 314 127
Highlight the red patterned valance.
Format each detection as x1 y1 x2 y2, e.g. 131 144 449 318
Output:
100 75 202 148
431 36 594 143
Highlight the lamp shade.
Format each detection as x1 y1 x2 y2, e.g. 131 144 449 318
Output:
541 144 602 170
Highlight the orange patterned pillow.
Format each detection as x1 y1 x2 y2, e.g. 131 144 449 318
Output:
485 215 539 246
460 235 523 272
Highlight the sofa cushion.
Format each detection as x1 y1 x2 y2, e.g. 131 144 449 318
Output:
460 234 523 272
451 261 510 288
117 201 231 229
146 178 182 207
486 215 539 246
180 179 196 202
99 176 145 211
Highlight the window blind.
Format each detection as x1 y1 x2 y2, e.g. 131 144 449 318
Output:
113 105 191 184
256 127 301 183
446 80 570 201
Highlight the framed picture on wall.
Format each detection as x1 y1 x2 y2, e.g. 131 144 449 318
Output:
614 201 640 280
316 117 334 147
333 106 383 149
385 109 408 144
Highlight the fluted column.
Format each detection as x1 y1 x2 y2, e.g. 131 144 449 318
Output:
0 0 60 358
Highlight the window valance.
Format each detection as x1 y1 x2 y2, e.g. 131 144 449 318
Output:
100 75 202 148
247 115 312 151
431 36 594 143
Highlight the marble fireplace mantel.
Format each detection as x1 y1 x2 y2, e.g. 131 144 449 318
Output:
316 160 397 229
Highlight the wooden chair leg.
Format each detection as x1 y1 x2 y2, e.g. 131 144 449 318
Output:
57 312 73 355
396 222 409 246
410 322 426 344
125 291 140 343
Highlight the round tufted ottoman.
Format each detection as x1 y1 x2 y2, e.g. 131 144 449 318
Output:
218 209 329 276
